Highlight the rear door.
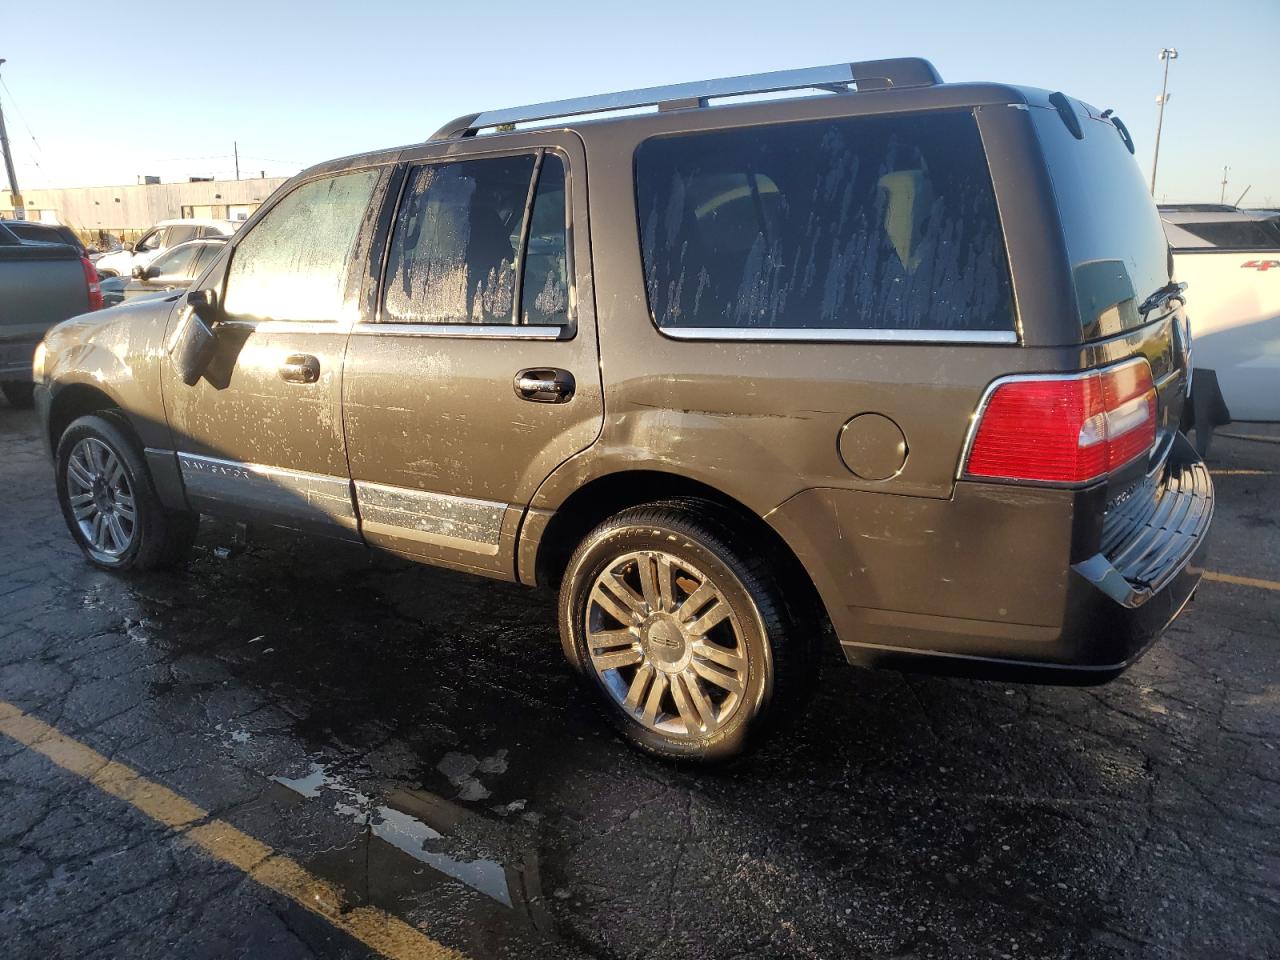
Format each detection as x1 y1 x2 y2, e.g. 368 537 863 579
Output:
342 132 601 578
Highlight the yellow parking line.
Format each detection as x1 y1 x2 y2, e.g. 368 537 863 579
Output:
1199 570 1280 593
1208 469 1273 477
0 701 465 960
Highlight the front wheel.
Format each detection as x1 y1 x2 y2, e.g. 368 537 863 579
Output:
55 413 198 571
558 501 812 762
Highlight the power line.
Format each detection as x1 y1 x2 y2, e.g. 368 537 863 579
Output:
0 74 42 168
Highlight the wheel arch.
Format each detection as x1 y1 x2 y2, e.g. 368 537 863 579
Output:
529 469 830 631
47 382 122 453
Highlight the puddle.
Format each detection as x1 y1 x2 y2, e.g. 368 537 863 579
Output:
273 760 528 911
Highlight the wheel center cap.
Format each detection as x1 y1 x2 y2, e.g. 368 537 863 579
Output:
91 478 113 513
643 616 689 671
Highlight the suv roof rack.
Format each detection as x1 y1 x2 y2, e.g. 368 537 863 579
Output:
431 58 943 141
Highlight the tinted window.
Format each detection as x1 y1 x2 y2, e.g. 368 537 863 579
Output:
635 111 1014 333
521 156 570 325
1174 218 1280 250
191 242 223 274
1032 106 1171 329
385 154 535 324
223 169 378 323
8 222 80 250
149 243 201 279
167 225 199 246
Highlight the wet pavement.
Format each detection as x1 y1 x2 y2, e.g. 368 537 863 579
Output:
1 399 1277 960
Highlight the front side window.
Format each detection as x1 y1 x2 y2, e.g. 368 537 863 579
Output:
136 228 166 252
223 169 379 323
635 111 1015 333
148 243 201 280
383 152 570 326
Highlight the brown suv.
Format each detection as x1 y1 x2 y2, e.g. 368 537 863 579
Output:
33 59 1213 761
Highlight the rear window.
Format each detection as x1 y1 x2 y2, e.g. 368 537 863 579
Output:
1170 217 1280 251
1031 106 1171 333
634 110 1015 335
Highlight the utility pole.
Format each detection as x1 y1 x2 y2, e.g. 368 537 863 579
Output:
1150 47 1178 196
234 141 240 181
1219 166 1230 205
0 59 24 220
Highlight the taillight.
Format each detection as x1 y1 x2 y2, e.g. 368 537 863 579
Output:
963 358 1157 484
81 257 103 311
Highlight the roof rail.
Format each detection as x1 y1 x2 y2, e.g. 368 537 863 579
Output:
430 58 943 141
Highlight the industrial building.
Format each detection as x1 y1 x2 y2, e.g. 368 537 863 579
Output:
1 176 289 241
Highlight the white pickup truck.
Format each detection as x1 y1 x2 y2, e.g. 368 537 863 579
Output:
1161 204 1280 424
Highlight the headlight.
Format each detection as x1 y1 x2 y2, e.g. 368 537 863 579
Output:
31 341 47 383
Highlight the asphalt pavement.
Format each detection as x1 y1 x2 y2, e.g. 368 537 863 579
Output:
1 399 1277 960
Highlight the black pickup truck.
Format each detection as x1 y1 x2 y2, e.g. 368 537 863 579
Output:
0 223 100 407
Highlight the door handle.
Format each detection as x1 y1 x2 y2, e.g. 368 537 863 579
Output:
279 354 320 384
514 368 574 403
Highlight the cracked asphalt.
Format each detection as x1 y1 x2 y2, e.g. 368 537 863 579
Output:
1 398 1277 959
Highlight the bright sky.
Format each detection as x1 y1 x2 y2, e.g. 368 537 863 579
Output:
3 0 1276 206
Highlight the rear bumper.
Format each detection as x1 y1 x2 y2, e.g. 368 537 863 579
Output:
768 433 1213 684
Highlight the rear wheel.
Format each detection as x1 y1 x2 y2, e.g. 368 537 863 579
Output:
559 501 812 762
1 382 35 409
55 413 198 571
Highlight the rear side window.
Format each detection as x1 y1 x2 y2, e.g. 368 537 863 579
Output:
635 111 1014 334
223 169 378 323
383 152 570 326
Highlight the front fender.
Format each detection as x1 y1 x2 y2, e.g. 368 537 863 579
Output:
43 296 179 452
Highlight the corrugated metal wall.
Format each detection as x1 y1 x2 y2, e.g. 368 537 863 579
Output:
2 177 290 233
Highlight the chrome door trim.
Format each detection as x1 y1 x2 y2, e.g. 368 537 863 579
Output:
658 326 1019 344
351 322 566 341
177 452 357 528
354 480 506 555
217 318 354 336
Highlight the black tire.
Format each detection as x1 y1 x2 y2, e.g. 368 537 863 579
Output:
1 382 35 409
558 500 813 762
54 413 198 572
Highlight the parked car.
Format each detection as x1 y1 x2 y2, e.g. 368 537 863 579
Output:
33 59 1212 761
100 238 229 307
0 223 101 408
93 218 238 278
0 219 91 257
1160 204 1280 423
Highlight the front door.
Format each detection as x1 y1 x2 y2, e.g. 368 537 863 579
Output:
162 166 386 538
342 132 602 577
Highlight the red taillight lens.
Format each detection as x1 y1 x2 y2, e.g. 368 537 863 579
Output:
81 257 103 311
964 359 1157 484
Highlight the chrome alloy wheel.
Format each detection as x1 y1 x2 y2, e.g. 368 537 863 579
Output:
585 550 750 738
65 437 137 561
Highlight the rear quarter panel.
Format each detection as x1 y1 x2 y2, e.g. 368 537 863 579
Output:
533 93 1085 517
